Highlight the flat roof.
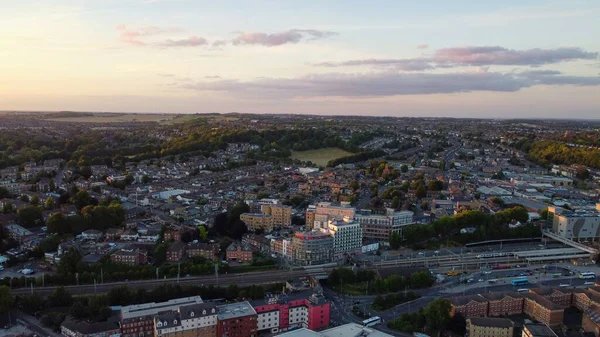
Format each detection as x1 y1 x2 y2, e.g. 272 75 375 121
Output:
217 301 256 320
277 329 321 337
121 296 203 320
526 253 591 262
515 248 582 258
321 323 393 337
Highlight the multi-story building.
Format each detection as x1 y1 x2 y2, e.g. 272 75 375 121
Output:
291 231 333 266
60 317 120 337
217 302 258 337
548 204 600 240
582 304 600 337
4 223 33 244
355 209 414 242
325 218 362 258
449 295 489 317
226 243 253 262
179 303 218 337
529 288 573 308
270 237 292 258
120 296 204 337
305 202 355 229
522 323 558 337
167 241 186 263
574 289 600 311
467 317 514 337
186 242 219 260
481 292 524 316
240 213 275 232
253 293 330 334
262 204 292 228
522 293 564 327
276 323 394 337
111 246 148 266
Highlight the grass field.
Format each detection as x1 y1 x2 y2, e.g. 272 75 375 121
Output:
43 113 184 124
291 147 352 166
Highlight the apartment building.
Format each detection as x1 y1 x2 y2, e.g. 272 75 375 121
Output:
270 237 292 258
480 292 524 316
583 304 600 337
153 303 219 337
111 246 148 266
467 317 514 337
253 293 330 334
186 242 218 260
217 302 258 337
120 296 204 337
240 213 274 232
291 231 333 266
60 317 120 337
226 243 253 262
262 204 292 227
355 209 414 241
305 202 355 229
325 218 362 258
450 295 489 317
529 288 573 308
522 293 564 327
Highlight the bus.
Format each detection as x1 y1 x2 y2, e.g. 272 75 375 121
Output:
511 276 529 286
579 272 596 280
362 316 382 327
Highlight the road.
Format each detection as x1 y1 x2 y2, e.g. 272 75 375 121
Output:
13 310 62 337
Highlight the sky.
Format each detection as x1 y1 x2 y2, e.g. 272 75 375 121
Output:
1 0 599 118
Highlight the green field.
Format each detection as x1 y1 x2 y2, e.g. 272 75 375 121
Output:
291 147 352 166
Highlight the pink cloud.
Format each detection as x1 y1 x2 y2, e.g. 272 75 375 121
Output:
434 46 598 66
116 24 183 46
231 29 336 47
160 36 208 47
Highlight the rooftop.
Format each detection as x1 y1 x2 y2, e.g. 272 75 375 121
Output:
217 301 256 320
523 323 558 337
120 296 203 320
468 317 514 328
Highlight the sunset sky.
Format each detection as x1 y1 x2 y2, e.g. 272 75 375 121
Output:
1 0 599 118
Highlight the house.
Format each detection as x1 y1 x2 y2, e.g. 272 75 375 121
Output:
167 241 186 263
5 223 33 243
81 229 103 241
226 243 253 263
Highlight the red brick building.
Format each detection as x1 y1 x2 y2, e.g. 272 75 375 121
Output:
187 242 219 260
167 241 186 263
450 295 489 317
522 293 564 327
530 288 573 308
583 304 600 336
481 292 524 316
217 301 258 337
226 243 253 262
111 246 147 266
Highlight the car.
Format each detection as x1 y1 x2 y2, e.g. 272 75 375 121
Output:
434 250 440 255
478 279 484 282
483 271 492 274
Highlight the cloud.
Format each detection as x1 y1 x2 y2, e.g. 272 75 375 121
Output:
181 70 600 98
159 36 207 47
204 75 222 79
314 46 599 70
315 58 433 71
231 29 336 46
417 44 429 49
158 73 175 77
116 24 182 46
434 46 598 66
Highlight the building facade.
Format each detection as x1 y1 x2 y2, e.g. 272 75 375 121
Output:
240 213 275 232
326 218 362 258
549 204 600 240
217 302 258 337
467 317 514 337
291 231 333 266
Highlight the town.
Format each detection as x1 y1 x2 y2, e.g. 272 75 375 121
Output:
1 112 600 337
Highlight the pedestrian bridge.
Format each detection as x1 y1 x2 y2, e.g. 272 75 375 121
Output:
542 230 599 254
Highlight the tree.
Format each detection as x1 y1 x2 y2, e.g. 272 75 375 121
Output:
124 173 135 185
350 180 360 191
141 175 150 184
17 205 43 228
415 185 427 199
0 286 13 313
427 180 443 191
0 187 10 199
44 197 54 210
576 168 590 180
449 161 456 169
400 164 408 173
492 171 506 180
424 298 452 332
153 243 169 265
49 179 56 191
2 202 14 214
490 197 505 207
539 208 549 220
198 226 208 241
389 232 401 250
72 189 91 210
47 212 70 234
439 160 446 171
70 301 85 319
30 195 40 206
48 286 73 307
58 248 81 275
